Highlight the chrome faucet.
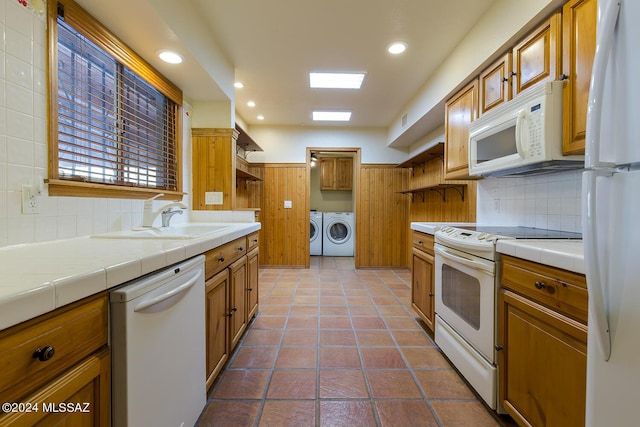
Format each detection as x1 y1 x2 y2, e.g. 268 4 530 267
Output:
142 193 188 227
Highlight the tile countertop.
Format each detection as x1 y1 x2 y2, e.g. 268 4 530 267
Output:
410 222 476 235
496 239 584 275
0 222 260 332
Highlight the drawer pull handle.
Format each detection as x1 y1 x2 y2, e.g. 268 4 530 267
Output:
534 281 546 290
33 346 55 362
227 312 233 317
428 292 434 297
218 256 225 262
418 240 423 244
232 307 238 312
495 345 503 351
238 247 244 252
248 288 253 291
253 239 258 243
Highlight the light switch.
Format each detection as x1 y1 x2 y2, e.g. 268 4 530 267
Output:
205 192 223 205
284 200 292 209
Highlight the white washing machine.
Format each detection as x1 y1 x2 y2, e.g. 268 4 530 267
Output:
310 211 323 255
322 212 354 256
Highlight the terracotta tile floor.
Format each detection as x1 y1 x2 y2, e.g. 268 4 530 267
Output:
197 257 513 427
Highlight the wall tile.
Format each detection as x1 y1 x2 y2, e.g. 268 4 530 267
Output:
4 1 32 38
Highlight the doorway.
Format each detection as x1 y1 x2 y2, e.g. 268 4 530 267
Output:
306 147 361 267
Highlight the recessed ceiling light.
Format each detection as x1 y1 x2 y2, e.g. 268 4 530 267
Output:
387 42 407 55
312 111 352 121
234 82 244 89
247 101 256 107
309 72 365 89
257 115 265 120
157 50 183 64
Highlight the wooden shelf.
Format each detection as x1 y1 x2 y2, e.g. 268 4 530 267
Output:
398 183 466 202
236 168 263 181
396 142 444 171
235 124 263 157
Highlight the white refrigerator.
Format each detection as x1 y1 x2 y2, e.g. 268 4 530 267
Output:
583 0 640 426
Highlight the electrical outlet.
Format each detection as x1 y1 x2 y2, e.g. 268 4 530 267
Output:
22 184 39 214
284 200 292 209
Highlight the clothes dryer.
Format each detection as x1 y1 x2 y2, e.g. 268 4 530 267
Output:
322 212 354 256
310 211 323 255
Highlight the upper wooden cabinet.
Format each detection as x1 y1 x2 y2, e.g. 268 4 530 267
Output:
479 53 512 116
320 157 353 190
562 0 597 155
512 11 562 96
445 79 479 180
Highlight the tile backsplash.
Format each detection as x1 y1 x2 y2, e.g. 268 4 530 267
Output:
476 170 583 233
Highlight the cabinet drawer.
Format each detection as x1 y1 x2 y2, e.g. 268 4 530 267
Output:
247 232 259 251
412 232 434 255
501 255 588 324
205 237 247 279
0 293 108 404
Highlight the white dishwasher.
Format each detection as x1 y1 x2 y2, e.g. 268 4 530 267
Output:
110 255 206 427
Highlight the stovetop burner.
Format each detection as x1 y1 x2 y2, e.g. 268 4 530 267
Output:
457 226 582 240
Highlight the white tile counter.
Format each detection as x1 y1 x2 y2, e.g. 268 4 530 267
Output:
411 222 475 235
0 222 260 331
496 239 584 274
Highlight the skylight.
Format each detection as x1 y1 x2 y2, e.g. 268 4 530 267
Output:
312 111 352 121
309 72 365 89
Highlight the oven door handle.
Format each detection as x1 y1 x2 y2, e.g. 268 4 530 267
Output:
435 246 494 274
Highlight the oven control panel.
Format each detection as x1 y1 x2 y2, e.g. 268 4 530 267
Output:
434 226 515 259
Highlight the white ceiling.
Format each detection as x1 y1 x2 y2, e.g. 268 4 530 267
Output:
75 0 497 132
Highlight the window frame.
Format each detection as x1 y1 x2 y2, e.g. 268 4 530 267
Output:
47 0 184 200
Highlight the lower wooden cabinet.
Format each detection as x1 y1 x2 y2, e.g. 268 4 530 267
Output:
0 293 110 426
229 256 248 350
204 232 260 391
246 247 259 321
498 255 587 427
411 232 435 332
205 269 231 391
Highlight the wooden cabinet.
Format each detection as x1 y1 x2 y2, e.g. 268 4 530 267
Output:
445 79 479 180
512 11 562 96
229 256 248 350
203 233 259 391
192 128 263 211
479 53 512 116
0 293 110 426
498 255 587 427
320 157 353 190
562 0 597 155
411 232 435 332
205 269 230 390
246 247 260 322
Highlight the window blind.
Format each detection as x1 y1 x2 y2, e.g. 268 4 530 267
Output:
55 13 178 191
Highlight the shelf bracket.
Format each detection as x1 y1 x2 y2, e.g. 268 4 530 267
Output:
429 188 447 202
451 186 465 202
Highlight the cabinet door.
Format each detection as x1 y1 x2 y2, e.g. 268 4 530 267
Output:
445 79 478 180
498 289 587 427
0 349 110 426
411 247 435 332
320 158 337 190
479 53 512 116
205 269 229 390
246 247 259 322
512 12 561 96
229 256 248 350
335 157 353 190
562 0 597 155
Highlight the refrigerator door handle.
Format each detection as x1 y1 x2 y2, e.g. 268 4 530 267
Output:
583 171 612 361
585 0 620 169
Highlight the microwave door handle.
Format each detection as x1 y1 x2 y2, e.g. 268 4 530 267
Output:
515 109 527 159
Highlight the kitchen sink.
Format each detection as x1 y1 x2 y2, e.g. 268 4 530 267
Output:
92 224 231 240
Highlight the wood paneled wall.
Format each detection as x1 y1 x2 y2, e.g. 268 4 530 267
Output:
356 165 410 268
259 164 309 267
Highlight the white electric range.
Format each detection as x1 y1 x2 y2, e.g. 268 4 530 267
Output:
433 226 581 410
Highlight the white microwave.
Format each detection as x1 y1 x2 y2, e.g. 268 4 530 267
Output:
468 81 584 177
